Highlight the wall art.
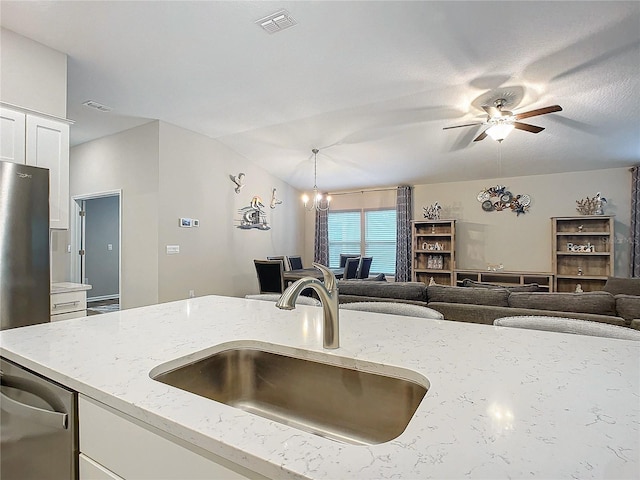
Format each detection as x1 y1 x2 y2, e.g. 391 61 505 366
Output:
229 172 245 194
270 188 282 209
477 185 530 216
237 196 270 230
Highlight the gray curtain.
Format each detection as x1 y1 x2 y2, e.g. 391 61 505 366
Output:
395 185 413 282
631 166 640 277
314 208 329 266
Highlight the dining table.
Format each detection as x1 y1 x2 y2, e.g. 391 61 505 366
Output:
283 267 344 283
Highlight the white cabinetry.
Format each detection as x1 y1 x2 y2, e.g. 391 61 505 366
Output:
78 395 261 480
51 290 87 321
0 106 70 229
0 107 26 163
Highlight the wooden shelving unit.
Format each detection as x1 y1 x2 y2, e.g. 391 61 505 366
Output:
552 216 614 292
412 220 455 286
454 270 554 291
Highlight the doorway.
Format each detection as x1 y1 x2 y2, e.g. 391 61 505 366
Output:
71 190 122 308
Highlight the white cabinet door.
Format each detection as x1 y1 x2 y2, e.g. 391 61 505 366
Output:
26 115 70 229
0 107 26 163
78 395 260 480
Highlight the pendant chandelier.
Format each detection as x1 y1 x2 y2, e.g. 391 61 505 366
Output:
302 148 331 212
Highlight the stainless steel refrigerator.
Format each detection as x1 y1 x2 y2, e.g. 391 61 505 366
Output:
0 161 50 330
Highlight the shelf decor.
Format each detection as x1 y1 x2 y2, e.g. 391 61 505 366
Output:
576 192 607 215
477 185 530 216
423 202 442 220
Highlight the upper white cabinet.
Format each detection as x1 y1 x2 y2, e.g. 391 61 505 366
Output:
1 106 70 229
0 107 26 163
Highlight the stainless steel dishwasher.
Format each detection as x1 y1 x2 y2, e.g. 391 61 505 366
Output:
0 357 78 480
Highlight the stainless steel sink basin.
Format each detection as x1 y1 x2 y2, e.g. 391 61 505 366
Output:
150 344 428 445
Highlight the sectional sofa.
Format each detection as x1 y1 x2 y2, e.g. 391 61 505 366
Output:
337 277 640 329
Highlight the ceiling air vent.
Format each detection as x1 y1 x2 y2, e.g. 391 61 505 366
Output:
255 10 296 34
82 100 112 112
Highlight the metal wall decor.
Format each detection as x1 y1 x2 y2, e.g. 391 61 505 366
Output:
576 192 607 215
229 173 245 193
270 188 282 209
423 202 441 220
477 185 530 216
237 196 270 230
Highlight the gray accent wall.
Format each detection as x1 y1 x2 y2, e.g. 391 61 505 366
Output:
85 195 119 299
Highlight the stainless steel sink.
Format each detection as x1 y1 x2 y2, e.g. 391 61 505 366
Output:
151 344 428 445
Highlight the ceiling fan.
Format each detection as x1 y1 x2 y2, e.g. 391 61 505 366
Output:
443 99 562 142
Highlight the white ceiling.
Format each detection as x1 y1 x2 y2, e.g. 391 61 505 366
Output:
1 1 639 192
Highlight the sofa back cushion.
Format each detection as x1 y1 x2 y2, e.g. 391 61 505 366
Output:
615 295 640 322
461 278 540 292
509 291 616 316
427 285 510 307
337 281 427 302
603 277 640 296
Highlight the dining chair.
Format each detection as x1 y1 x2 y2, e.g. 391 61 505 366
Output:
287 255 303 271
254 259 285 294
339 253 360 268
340 301 444 319
267 256 288 271
343 257 360 279
357 256 373 279
493 316 640 341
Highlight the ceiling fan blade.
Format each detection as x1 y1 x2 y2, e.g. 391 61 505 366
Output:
513 122 545 133
443 122 484 130
482 105 501 117
473 130 488 142
514 105 562 120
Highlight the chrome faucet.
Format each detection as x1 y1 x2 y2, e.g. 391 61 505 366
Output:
276 263 340 349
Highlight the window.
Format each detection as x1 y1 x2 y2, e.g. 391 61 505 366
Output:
328 209 397 275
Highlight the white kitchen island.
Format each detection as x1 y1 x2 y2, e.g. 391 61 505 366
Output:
1 295 638 479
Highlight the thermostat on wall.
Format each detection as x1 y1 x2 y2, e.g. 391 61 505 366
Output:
179 218 200 228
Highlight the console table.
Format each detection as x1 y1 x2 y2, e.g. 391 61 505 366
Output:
454 270 554 292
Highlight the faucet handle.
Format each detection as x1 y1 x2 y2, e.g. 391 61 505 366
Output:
312 262 337 292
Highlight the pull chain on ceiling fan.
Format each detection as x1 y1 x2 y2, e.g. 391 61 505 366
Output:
444 98 563 142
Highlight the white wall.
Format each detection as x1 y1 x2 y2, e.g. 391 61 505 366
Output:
157 122 305 301
70 122 160 309
413 168 632 277
0 28 67 118
67 121 305 307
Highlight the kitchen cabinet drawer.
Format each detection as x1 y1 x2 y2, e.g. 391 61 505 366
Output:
51 310 87 322
80 454 124 480
51 291 86 315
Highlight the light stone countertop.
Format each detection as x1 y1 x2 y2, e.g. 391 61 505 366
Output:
1 295 638 479
51 282 92 294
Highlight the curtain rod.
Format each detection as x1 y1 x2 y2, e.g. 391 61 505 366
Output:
328 186 399 196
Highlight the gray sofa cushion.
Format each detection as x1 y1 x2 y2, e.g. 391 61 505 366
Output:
603 277 640 296
509 291 616 316
427 285 510 307
338 280 426 302
462 278 540 292
615 295 640 322
428 302 626 326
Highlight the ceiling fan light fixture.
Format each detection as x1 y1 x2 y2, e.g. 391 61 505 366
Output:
486 123 515 142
